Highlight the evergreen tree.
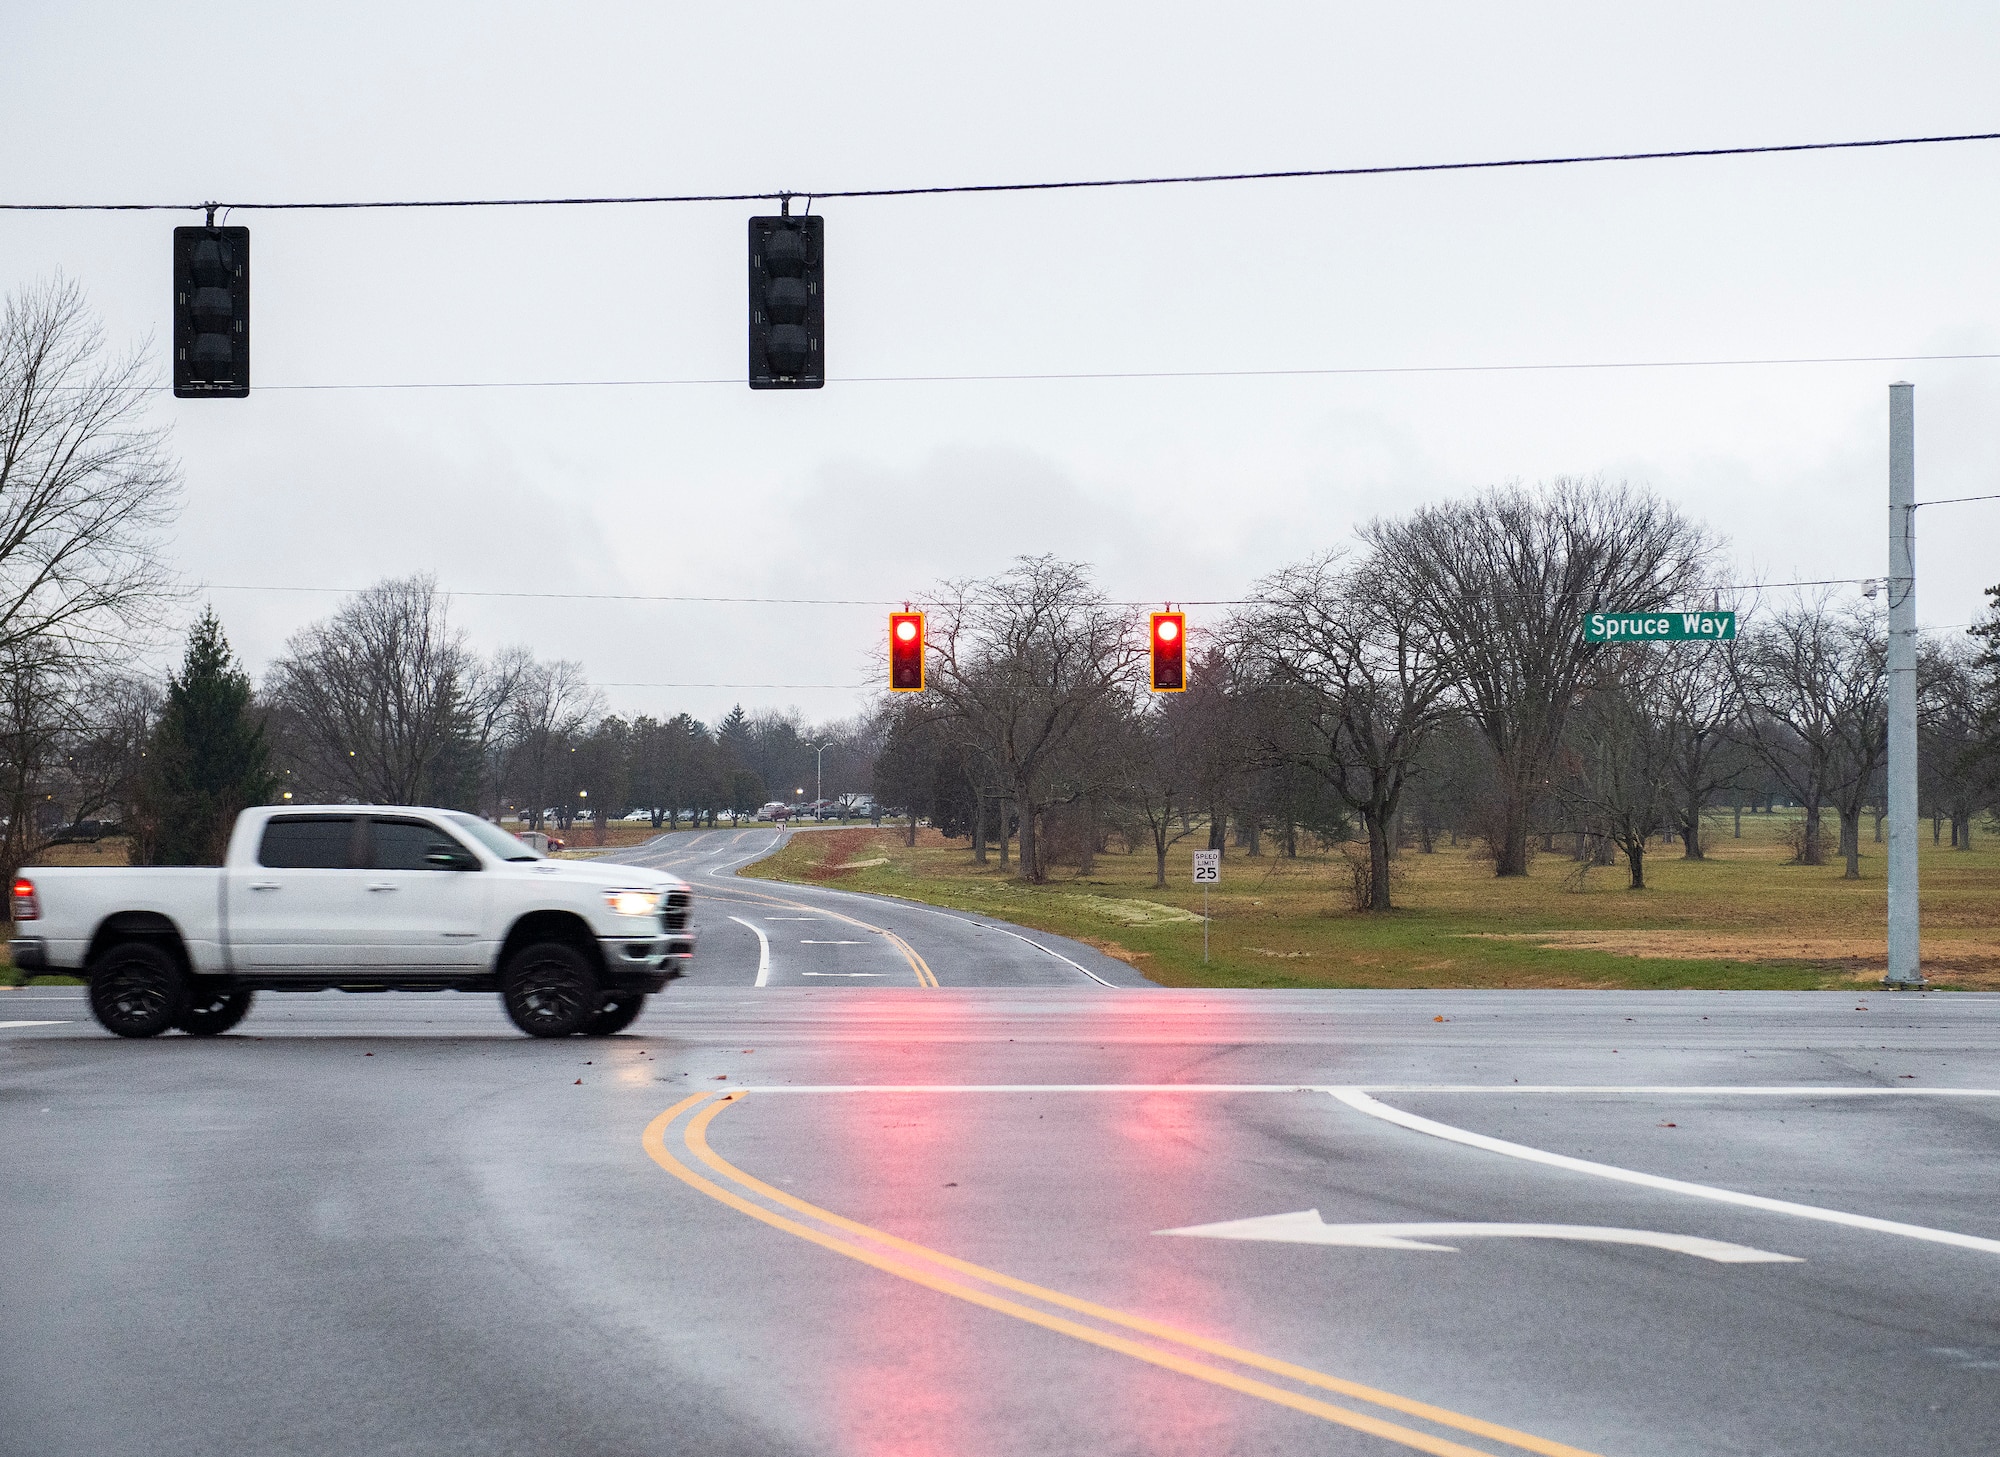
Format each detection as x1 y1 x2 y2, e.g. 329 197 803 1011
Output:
143 610 275 865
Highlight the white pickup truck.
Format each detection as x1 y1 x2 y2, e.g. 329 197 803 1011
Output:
8 805 694 1039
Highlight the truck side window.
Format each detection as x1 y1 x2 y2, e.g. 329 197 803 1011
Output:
369 819 475 871
258 816 360 869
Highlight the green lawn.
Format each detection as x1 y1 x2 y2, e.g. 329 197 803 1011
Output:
742 813 2000 991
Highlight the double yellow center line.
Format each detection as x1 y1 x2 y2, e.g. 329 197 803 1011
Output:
643 1092 1601 1457
707 882 938 986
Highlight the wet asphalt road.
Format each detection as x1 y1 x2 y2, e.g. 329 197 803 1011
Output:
3 828 1998 1457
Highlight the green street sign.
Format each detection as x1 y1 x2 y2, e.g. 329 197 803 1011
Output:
1584 611 1736 643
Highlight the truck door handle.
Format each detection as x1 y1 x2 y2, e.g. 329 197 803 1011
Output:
249 881 280 891
367 882 399 892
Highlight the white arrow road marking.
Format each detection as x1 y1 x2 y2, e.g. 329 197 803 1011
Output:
0 1020 69 1029
1330 1087 2000 1258
1157 1209 1800 1263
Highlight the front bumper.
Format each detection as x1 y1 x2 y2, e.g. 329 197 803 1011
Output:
598 929 694 993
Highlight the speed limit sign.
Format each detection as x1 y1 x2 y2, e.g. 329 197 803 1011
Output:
1191 850 1220 884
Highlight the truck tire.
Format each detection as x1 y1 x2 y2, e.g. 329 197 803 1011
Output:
585 996 645 1036
501 942 600 1037
88 943 188 1039
176 983 255 1036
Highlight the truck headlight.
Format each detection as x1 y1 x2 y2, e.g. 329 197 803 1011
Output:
604 889 664 918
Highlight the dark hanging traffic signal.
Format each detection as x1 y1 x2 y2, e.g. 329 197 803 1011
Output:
748 214 824 389
1150 611 1186 692
889 611 925 691
173 226 250 398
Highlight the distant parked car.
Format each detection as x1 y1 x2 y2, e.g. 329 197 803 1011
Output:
48 819 120 845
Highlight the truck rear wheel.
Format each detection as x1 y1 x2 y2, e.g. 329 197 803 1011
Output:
501 942 600 1037
88 943 188 1039
176 983 255 1036
586 996 645 1036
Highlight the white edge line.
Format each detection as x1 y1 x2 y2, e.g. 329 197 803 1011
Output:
745 879 1127 989
706 831 788 879
728 916 772 988
1330 1087 2000 1258
0 1019 70 1029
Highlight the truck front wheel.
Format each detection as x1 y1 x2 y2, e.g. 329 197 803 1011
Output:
586 996 645 1036
501 943 601 1037
88 943 188 1039
176 983 255 1036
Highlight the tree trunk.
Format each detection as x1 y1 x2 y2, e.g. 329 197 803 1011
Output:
1365 810 1393 911
1017 799 1041 882
1153 826 1167 888
1625 840 1646 890
906 811 917 847
1839 809 1861 879
1207 807 1226 853
1495 810 1530 877
1732 796 1742 838
1871 806 1884 843
1245 817 1261 857
1933 811 1943 846
973 790 988 864
1799 803 1825 865
1953 810 1973 850
1682 790 1704 858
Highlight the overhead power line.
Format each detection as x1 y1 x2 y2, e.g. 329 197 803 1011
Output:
76 350 2000 396
8 129 2000 213
196 575 1892 609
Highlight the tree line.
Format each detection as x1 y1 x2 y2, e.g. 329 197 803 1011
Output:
876 483 2000 907
3 279 1996 895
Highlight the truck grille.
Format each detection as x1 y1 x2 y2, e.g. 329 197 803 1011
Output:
662 891 692 932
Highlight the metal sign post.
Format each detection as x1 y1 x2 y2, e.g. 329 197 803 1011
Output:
1192 850 1220 963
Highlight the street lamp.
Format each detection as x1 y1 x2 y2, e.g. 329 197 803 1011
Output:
811 741 833 813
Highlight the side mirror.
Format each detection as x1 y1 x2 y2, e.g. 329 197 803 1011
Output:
426 846 478 871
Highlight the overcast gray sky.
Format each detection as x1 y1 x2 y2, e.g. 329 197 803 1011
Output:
6 2 1998 725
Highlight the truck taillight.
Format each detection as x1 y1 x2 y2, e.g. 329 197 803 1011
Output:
10 877 38 921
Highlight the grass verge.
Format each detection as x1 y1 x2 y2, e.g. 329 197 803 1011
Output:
741 816 2000 991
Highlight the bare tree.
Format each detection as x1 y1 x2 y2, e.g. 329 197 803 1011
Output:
500 658 600 829
1653 641 1744 858
923 556 1143 882
266 575 478 805
1919 637 1992 850
1557 661 1678 889
1238 550 1454 909
0 278 180 663
1731 594 1887 877
1364 479 1715 876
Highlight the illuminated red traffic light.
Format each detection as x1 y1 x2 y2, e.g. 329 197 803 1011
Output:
1150 611 1186 692
890 611 926 691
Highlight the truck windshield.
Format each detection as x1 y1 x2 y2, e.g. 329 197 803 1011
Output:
446 813 544 862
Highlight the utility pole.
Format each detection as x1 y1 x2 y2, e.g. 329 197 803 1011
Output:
1884 382 1923 989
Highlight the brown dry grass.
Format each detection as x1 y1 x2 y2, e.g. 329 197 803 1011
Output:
745 811 2000 991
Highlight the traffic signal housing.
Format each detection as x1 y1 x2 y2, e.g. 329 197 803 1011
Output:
1150 611 1186 692
173 226 250 397
748 215 824 389
889 611 925 692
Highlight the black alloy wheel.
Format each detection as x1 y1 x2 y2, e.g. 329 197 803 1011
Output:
500 943 601 1038
88 943 189 1039
585 996 645 1036
175 983 256 1036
